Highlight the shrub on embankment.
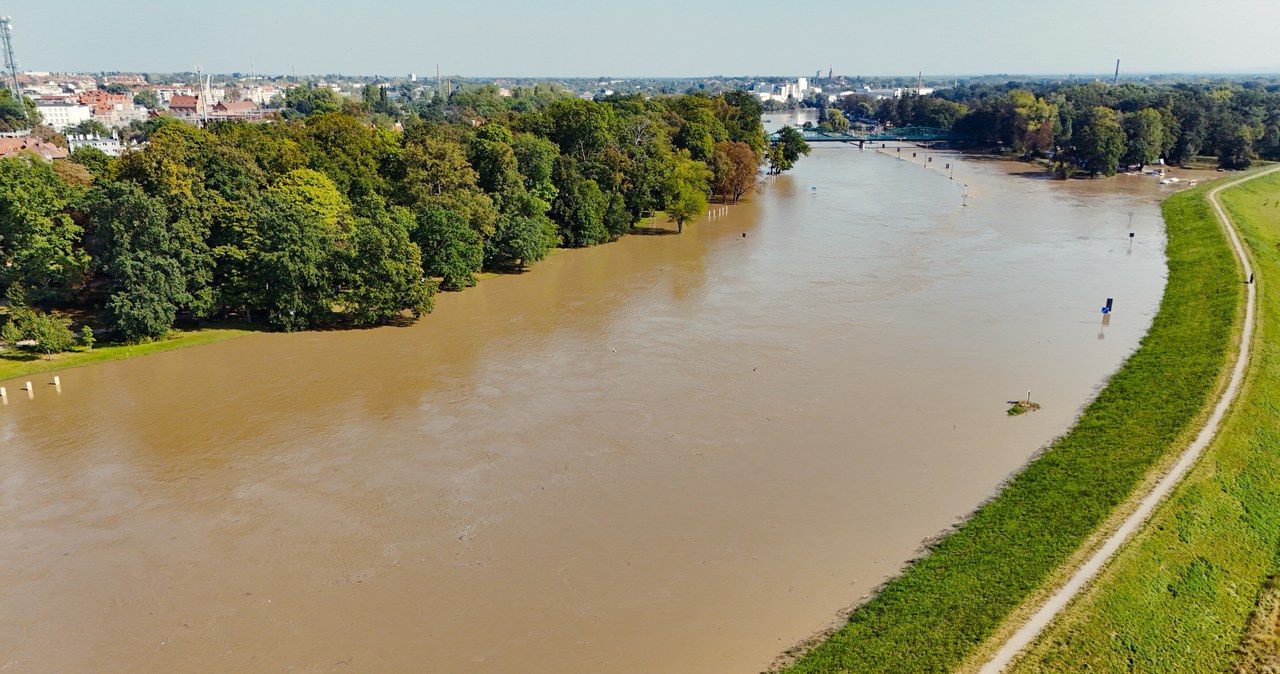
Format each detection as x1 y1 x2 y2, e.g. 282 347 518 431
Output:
780 181 1241 673
1009 170 1280 673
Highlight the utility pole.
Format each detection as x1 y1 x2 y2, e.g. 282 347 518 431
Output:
0 16 25 122
1112 59 1120 85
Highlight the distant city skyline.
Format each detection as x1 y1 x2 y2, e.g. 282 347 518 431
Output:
9 0 1280 78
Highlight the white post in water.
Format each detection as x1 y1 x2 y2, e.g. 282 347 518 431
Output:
1027 390 1032 404
1 386 7 405
25 381 33 399
53 376 61 393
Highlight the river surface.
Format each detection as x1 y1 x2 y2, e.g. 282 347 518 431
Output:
0 131 1183 673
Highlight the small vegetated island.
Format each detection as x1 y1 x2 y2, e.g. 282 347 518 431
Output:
0 83 811 372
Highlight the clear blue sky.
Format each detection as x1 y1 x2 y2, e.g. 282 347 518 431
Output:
10 0 1280 77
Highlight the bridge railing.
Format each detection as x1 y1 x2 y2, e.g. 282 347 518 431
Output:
769 126 962 142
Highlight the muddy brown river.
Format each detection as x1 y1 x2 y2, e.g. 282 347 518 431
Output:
1 138 1185 672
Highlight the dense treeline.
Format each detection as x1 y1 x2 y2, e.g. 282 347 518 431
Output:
0 87 813 347
838 80 1280 175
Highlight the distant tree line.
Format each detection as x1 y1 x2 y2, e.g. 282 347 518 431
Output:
1 86 810 349
836 80 1280 175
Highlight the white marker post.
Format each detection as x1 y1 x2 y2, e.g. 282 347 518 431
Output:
25 381 33 400
53 376 61 393
1 386 7 405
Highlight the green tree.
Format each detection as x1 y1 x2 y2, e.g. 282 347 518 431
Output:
0 154 89 296
603 191 632 239
85 182 201 341
1074 106 1127 176
67 119 111 137
69 145 113 179
283 83 340 118
1219 123 1255 170
663 151 710 233
717 89 768 155
344 208 434 325
1122 107 1169 169
413 204 484 289
671 95 728 162
767 126 811 175
0 88 36 131
298 113 394 206
486 212 558 269
80 325 95 350
550 156 610 247
468 123 524 205
31 311 76 356
252 193 341 331
361 83 396 116
0 300 75 356
141 115 185 140
270 168 355 235
1009 90 1059 156
133 89 161 110
542 98 618 161
821 109 851 133
511 132 560 203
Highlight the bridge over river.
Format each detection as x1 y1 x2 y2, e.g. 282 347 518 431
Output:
769 125 962 145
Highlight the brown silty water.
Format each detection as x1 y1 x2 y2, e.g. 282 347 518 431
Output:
1 138 1190 672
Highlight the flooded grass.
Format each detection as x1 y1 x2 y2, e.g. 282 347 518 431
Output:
779 179 1242 673
1007 169 1280 673
0 328 255 384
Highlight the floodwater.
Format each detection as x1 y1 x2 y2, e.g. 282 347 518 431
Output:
1 135 1185 673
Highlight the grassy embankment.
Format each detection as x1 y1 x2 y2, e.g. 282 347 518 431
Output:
1008 169 1280 673
0 327 254 383
779 179 1243 673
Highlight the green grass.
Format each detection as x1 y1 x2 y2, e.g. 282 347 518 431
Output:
0 327 254 383
780 180 1243 673
1009 170 1280 673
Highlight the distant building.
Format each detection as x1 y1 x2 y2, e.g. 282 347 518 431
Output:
862 86 904 100
213 100 257 113
210 99 264 120
66 134 124 157
102 74 146 86
35 102 93 131
77 90 147 127
146 85 196 105
0 137 69 161
168 95 200 115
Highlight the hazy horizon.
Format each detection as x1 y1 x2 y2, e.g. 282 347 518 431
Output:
9 0 1280 78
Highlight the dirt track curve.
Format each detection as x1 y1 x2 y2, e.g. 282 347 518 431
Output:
977 165 1280 673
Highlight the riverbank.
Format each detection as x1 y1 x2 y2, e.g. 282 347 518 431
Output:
777 166 1243 672
0 327 256 384
1003 167 1280 673
0 213 704 386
